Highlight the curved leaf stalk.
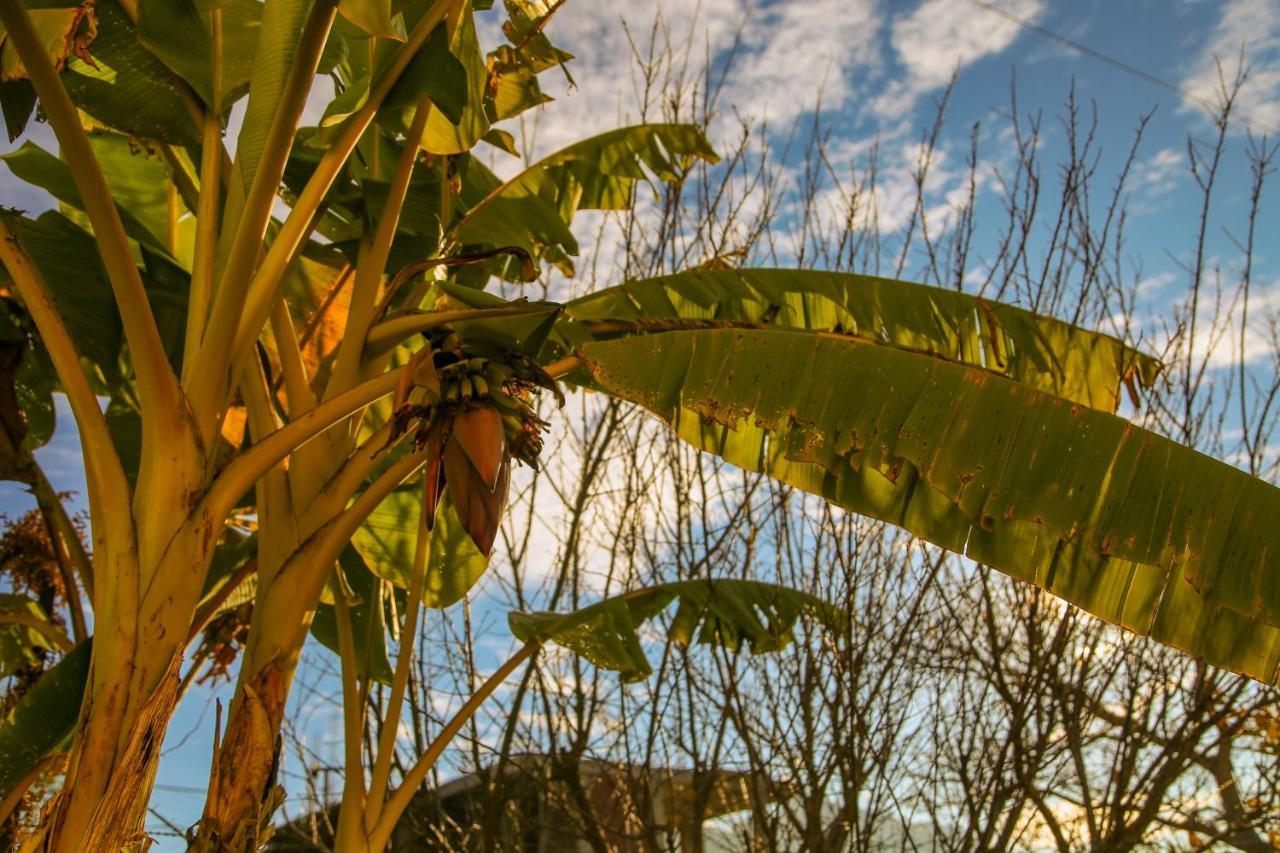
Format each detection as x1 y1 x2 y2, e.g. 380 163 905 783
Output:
0 219 132 584
325 94 433 406
361 490 432 831
332 573 369 852
368 642 541 852
267 296 339 502
187 0 340 446
0 1 183 442
201 369 403 523
228 0 462 373
183 6 224 374
270 296 319 415
364 302 555 359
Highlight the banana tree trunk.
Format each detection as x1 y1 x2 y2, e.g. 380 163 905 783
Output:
29 405 215 851
38 524 218 850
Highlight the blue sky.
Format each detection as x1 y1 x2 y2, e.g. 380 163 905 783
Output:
1 0 1278 846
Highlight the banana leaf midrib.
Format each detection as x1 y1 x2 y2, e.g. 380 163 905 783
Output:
560 267 1162 413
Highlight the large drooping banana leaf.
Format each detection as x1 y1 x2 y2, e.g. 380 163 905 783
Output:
455 124 719 276
3 141 174 257
560 268 1161 413
509 579 841 683
575 328 1280 685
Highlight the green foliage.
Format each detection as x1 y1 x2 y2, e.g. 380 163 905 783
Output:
0 639 90 796
312 546 395 684
62 0 199 144
576 328 1280 684
353 486 489 608
0 594 56 679
457 124 719 277
510 579 842 683
560 267 1162 411
233 0 313 193
136 0 261 108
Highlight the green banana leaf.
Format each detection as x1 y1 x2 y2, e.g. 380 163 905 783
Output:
136 0 262 109
0 639 91 798
311 545 395 685
1 211 122 381
3 141 175 258
575 328 1280 685
510 579 841 683
0 595 58 680
561 268 1162 412
353 486 489 609
234 0 313 195
455 124 719 276
338 0 400 41
61 0 199 144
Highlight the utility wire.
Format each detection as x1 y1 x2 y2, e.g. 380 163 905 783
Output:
962 0 1277 136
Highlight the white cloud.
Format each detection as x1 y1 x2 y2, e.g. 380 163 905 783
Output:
521 0 882 159
1134 147 1183 196
876 0 1046 119
1178 0 1280 133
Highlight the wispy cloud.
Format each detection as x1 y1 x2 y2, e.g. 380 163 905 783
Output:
1178 0 1280 133
874 0 1046 119
524 0 882 157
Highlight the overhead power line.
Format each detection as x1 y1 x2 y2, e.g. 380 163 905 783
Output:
962 0 1278 136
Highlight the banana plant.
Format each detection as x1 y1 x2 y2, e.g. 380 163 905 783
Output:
0 0 1277 851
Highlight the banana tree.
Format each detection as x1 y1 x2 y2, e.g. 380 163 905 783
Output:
0 0 1278 850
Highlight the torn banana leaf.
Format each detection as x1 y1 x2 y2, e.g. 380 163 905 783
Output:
510 579 841 683
455 124 719 276
576 328 1280 685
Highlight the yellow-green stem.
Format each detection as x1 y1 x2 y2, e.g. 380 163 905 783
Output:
202 369 402 523
0 2 182 436
364 305 557 359
270 296 318 413
183 6 224 376
332 573 369 851
370 642 540 851
545 355 585 379
228 0 461 371
188 0 339 442
326 94 433 402
0 219 133 564
363 479 432 829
